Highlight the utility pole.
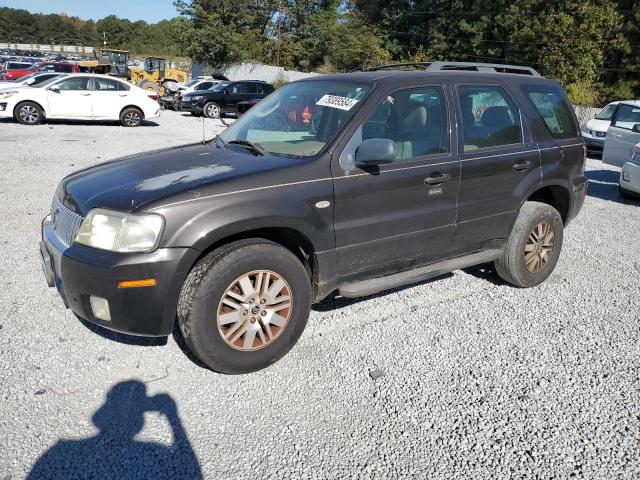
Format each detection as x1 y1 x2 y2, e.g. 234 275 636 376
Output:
275 0 282 67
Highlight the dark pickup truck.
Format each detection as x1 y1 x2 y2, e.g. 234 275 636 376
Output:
40 61 587 374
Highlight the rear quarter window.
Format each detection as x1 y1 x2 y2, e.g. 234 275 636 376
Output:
524 85 578 139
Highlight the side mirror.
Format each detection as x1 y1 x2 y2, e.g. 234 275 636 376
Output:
632 124 640 133
49 84 60 93
355 138 396 167
25 78 36 85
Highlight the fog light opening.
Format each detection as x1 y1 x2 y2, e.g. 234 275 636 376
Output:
90 296 111 322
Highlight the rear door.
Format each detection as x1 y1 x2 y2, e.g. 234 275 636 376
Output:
604 103 640 167
453 83 539 244
46 76 93 118
92 77 129 119
332 82 460 275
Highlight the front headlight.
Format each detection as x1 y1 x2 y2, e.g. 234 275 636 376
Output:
75 209 164 253
0 90 19 99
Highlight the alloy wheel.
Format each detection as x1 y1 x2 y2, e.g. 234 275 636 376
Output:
217 270 292 351
19 105 39 124
524 221 555 273
124 111 141 126
206 104 219 118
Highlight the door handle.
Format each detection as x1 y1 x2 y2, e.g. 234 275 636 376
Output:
81 93 91 96
424 173 451 185
513 160 533 172
118 94 128 97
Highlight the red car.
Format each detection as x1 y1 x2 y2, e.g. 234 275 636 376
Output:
0 62 78 81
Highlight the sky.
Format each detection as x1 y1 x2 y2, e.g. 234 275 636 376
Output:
0 0 179 23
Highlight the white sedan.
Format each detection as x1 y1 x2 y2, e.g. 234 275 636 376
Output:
0 73 160 127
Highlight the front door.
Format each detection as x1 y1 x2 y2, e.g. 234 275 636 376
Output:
604 103 640 167
224 82 249 113
453 83 539 243
332 84 459 276
46 77 93 118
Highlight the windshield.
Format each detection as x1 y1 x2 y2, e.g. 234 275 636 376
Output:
27 63 43 71
36 76 65 87
595 103 616 120
219 80 371 157
184 79 199 87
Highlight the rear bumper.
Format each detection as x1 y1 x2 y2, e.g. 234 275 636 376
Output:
40 217 200 336
568 176 588 224
620 161 640 194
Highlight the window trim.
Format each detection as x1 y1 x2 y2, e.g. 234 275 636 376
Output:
610 103 640 131
339 82 453 172
454 82 526 154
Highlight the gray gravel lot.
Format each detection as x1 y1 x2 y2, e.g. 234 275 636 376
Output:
1 110 639 479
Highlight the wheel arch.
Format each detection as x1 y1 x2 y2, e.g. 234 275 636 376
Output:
13 99 46 119
524 183 571 224
120 104 145 119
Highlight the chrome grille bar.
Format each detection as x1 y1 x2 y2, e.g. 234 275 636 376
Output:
51 197 84 247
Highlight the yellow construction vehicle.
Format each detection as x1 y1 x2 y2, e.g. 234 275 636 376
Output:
78 49 130 79
129 57 188 95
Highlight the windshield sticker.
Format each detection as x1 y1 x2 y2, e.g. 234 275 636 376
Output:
316 95 359 111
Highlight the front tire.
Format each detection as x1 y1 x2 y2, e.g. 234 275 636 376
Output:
494 201 563 288
120 107 144 127
14 101 43 125
203 102 221 119
177 239 312 374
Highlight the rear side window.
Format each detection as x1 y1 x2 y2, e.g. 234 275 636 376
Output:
229 83 247 94
94 77 119 90
611 104 640 130
524 86 578 139
457 85 522 151
55 65 73 73
245 83 259 94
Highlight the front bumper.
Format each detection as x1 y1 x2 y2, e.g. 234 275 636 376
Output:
40 217 200 336
179 99 203 113
583 135 605 151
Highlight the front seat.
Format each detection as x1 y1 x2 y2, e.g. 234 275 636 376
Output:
480 106 519 146
392 100 429 159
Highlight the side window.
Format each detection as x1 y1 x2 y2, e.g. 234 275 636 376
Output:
94 77 119 91
245 83 259 94
199 82 213 90
229 83 247 94
524 86 578 139
612 104 640 130
55 77 91 91
358 86 449 161
457 85 522 151
117 81 130 91
41 65 55 72
56 65 73 73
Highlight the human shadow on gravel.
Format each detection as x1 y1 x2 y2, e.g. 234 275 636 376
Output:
585 169 638 204
76 315 168 347
27 380 202 480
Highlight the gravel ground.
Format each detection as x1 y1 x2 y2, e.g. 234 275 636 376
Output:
1 110 639 479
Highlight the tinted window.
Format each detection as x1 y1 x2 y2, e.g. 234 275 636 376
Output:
595 103 617 121
525 86 578 139
245 83 259 94
117 81 130 91
39 65 56 72
55 77 91 91
612 104 640 130
458 85 522 151
55 64 73 73
94 77 119 91
211 82 229 92
196 82 213 90
7 62 32 69
361 86 449 160
229 83 247 94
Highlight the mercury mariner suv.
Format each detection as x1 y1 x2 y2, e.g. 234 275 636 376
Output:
40 62 588 374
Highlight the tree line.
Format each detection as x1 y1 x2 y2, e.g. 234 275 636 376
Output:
1 2 638 105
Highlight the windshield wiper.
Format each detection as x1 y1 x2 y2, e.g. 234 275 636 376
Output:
227 139 266 156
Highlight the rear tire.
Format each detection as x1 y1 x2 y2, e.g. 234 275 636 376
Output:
177 239 312 374
14 101 43 125
494 201 563 288
203 102 221 119
120 107 144 127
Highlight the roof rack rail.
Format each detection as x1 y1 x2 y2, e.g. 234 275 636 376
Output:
349 61 540 76
426 61 540 76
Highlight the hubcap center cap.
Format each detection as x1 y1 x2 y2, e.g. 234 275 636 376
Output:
250 304 261 315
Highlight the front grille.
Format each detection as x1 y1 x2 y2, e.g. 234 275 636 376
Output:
51 197 83 247
595 131 606 138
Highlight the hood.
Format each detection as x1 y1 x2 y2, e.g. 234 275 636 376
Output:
58 143 302 215
584 118 610 132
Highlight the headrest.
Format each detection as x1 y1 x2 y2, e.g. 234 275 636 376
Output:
399 101 427 134
481 106 513 128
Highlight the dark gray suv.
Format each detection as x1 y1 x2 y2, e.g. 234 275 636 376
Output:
40 62 588 373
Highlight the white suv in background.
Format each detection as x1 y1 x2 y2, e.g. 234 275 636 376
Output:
603 100 640 168
581 102 621 154
0 73 160 127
